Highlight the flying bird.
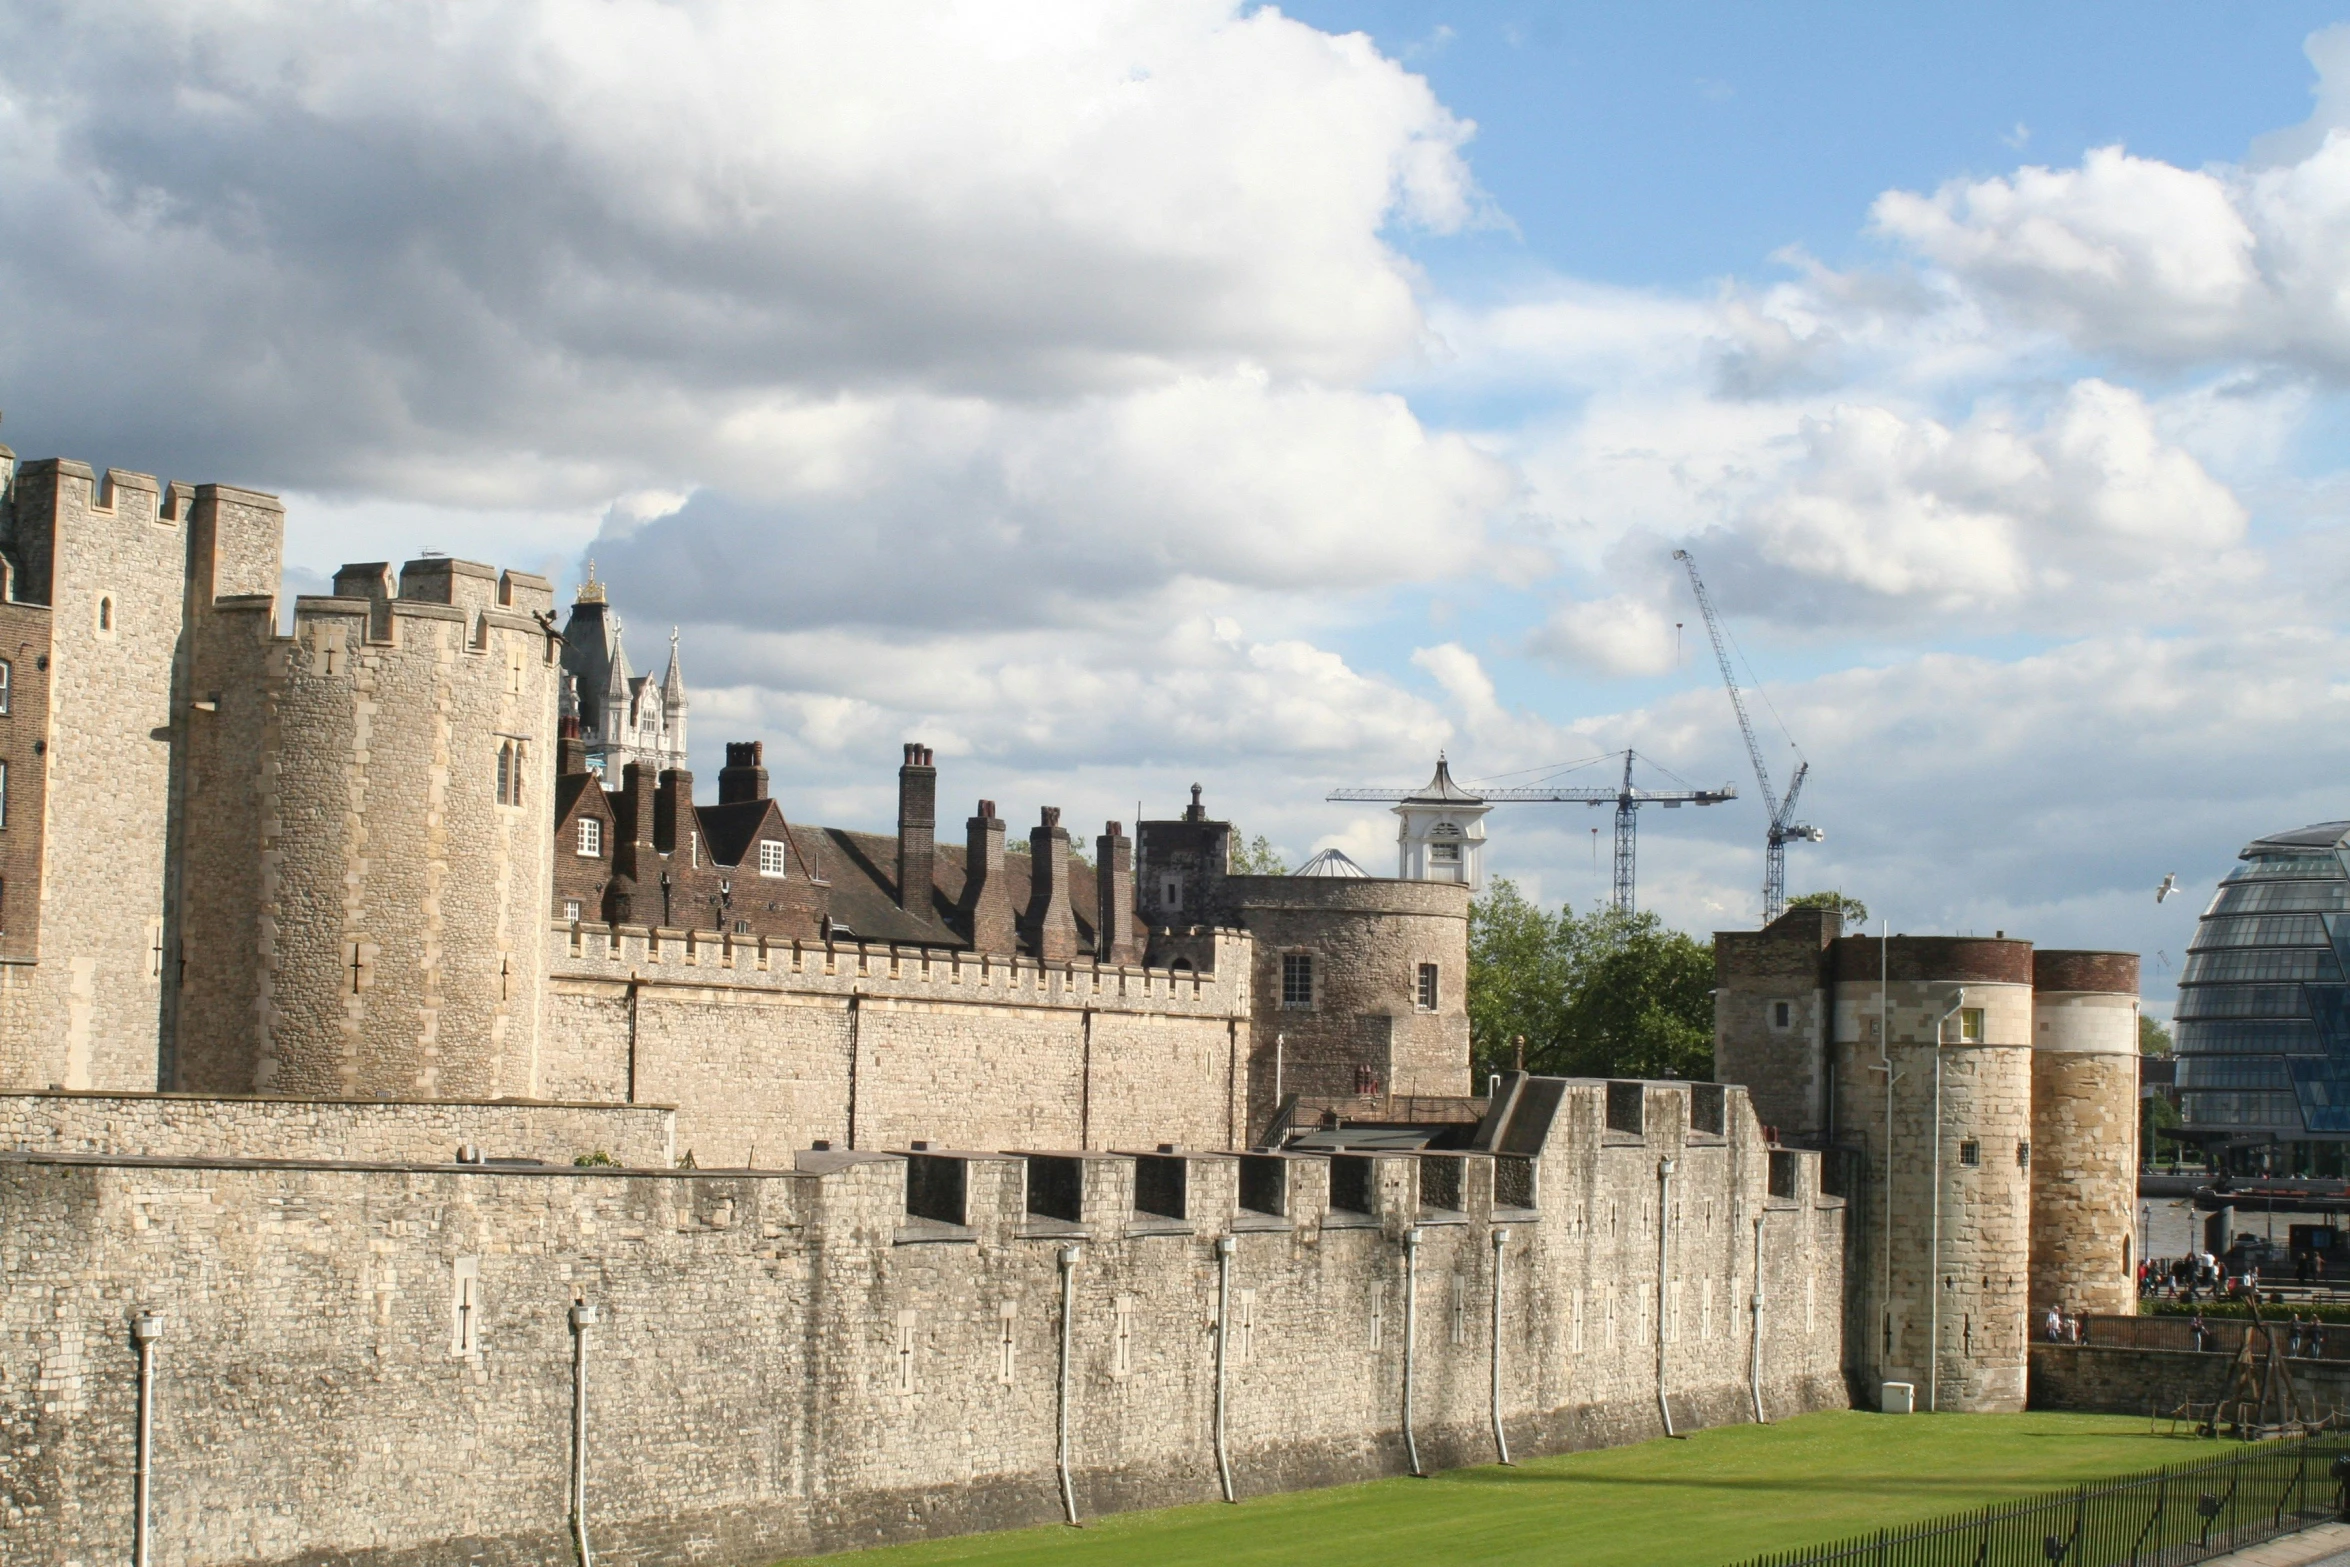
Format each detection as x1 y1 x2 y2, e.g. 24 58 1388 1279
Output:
2156 873 2179 904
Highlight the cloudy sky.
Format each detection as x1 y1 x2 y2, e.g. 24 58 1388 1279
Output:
6 1 2349 1012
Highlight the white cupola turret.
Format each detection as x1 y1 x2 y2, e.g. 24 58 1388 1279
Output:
1393 753 1491 892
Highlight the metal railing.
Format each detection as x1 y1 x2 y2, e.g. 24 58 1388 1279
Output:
1730 1433 2347 1567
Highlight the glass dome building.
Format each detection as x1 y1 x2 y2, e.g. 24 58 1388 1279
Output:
2176 820 2350 1150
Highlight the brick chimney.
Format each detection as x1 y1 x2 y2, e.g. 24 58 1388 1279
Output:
612 760 658 925
960 800 1015 956
1026 807 1078 963
654 768 692 855
1096 820 1138 964
557 711 588 778
718 741 768 804
896 743 936 918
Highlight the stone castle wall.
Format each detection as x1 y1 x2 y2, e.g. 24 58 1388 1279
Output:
0 1079 1847 1567
0 1089 674 1166
537 923 1250 1162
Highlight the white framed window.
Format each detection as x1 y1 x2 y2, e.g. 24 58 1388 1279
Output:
1281 952 1314 1009
758 838 788 878
1431 841 1461 864
0 658 13 715
1958 1007 1986 1043
1416 963 1439 1011
733 919 751 935
577 817 602 857
563 899 583 922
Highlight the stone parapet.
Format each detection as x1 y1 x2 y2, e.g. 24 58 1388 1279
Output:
0 1077 1846 1567
0 1088 674 1167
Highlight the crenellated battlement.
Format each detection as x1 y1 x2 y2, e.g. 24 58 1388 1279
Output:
547 918 1252 1018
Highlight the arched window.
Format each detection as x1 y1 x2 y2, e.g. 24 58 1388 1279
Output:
496 743 512 805
97 596 113 634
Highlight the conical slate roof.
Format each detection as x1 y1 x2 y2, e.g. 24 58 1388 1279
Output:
1293 848 1368 878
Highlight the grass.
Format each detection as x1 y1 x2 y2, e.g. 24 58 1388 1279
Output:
800 1412 2198 1567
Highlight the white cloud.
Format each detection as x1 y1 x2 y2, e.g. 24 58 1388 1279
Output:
0 0 1477 498
1528 594 1682 676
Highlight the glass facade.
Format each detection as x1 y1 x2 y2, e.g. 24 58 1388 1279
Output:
2176 821 2350 1142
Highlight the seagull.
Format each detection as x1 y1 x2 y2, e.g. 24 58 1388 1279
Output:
2156 873 2179 904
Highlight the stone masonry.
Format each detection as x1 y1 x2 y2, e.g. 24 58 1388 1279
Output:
0 1077 1846 1567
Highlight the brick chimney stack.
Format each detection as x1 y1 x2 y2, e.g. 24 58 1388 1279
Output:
717 741 768 804
1096 820 1138 964
654 768 692 855
1026 806 1078 963
961 800 1015 955
611 760 658 925
896 742 937 919
557 710 588 778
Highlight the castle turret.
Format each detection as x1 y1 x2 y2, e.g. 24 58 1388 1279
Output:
2029 951 2141 1321
1830 935 2035 1413
176 557 558 1098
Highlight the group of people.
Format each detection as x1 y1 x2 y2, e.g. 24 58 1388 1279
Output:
2174 1310 2335 1357
2043 1306 2091 1344
2142 1251 2235 1302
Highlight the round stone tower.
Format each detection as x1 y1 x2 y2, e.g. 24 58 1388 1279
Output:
1830 935 2035 1413
242 558 559 1098
2029 950 2141 1320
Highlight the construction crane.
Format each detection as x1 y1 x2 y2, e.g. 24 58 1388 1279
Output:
1328 750 1734 916
1674 548 1821 924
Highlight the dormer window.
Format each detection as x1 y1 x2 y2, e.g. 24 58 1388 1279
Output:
758 838 787 877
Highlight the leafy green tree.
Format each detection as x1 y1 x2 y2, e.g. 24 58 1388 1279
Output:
1467 879 1715 1083
1467 879 1568 1074
2139 1014 2173 1054
1787 890 1868 927
1229 835 1288 875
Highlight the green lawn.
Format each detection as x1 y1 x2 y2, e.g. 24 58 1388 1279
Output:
801 1412 2196 1567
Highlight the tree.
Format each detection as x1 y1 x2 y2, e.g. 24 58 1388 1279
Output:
1787 890 1868 927
1230 835 1288 875
2139 1014 2173 1054
1467 879 1715 1083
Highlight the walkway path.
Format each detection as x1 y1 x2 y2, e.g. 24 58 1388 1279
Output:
2209 1522 2350 1565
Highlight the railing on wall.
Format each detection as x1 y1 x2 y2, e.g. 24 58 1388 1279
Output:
2069 1313 2350 1361
1730 1434 2348 1567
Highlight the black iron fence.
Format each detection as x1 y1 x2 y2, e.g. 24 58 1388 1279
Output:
1730 1433 2348 1567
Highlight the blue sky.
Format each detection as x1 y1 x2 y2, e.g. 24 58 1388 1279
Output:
3 1 2348 1008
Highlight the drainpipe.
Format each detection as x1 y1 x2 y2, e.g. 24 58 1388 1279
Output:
1657 1157 1679 1438
132 1311 163 1567
1401 1227 1425 1477
570 1301 600 1567
1489 1228 1511 1465
1927 989 1963 1415
1212 1236 1237 1503
1749 1211 1769 1425
1057 1245 1081 1524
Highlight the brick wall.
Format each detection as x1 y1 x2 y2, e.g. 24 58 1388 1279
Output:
0 1080 1848 1567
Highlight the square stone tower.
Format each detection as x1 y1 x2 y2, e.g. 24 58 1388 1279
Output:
0 451 281 1093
